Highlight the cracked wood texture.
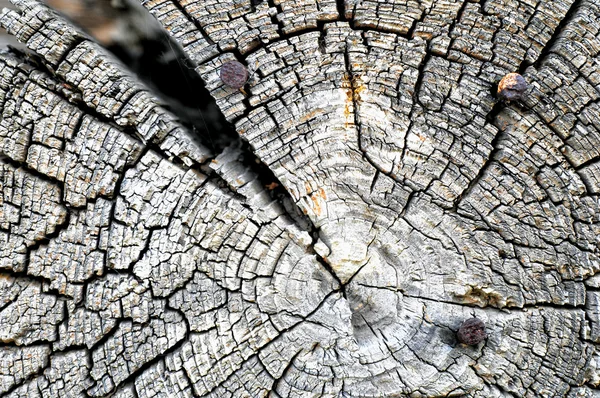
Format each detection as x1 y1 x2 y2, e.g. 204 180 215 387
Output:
1 0 600 396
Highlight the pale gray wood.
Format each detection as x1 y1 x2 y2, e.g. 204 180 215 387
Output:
1 0 600 396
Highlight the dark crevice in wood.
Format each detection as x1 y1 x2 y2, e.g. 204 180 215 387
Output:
86 316 189 397
0 268 71 300
583 383 600 392
0 293 20 313
236 140 314 232
127 225 165 276
0 345 51 397
449 79 507 213
200 135 316 237
23 211 72 281
477 0 495 17
6 46 140 145
64 112 85 152
335 0 348 22
445 0 471 56
318 26 327 54
574 156 600 171
200 289 342 396
412 50 432 109
44 0 237 155
93 144 155 290
56 301 72 350
266 0 286 32
270 349 302 395
399 47 432 165
527 109 597 196
406 1 435 40
347 31 388 190
149 1 243 152
164 0 215 46
86 317 125 353
368 170 380 194
400 190 418 217
106 11 238 153
156 302 197 396
335 0 354 27
177 362 201 398
530 0 583 70
0 340 53 349
0 144 65 193
52 35 87 68
313 249 345 295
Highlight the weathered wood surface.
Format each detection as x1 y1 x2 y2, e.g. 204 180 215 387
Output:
1 0 600 396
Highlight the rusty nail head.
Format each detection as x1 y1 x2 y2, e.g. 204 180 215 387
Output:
220 60 249 89
497 73 528 101
457 317 486 345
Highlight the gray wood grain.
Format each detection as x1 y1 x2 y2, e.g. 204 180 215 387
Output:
0 0 21 47
1 0 599 396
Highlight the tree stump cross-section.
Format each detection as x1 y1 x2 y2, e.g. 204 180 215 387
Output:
1 0 600 396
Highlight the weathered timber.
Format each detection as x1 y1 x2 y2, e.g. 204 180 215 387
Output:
1 0 600 396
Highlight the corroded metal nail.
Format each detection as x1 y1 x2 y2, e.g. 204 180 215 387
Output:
497 73 528 101
220 60 249 89
457 317 486 345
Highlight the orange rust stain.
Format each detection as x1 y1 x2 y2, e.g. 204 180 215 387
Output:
309 187 327 217
353 76 365 101
301 108 321 123
317 187 327 200
344 94 352 127
343 74 365 129
265 182 279 190
305 181 313 195
341 72 351 88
